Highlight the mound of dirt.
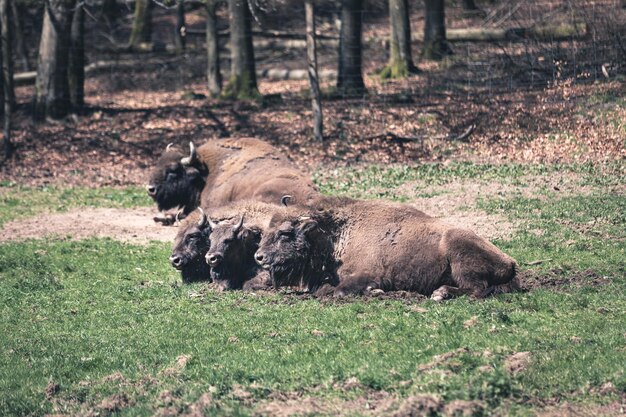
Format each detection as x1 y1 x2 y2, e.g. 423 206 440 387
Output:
0 207 176 245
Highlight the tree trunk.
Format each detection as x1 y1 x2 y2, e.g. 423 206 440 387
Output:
461 0 478 11
222 0 259 99
206 0 222 96
422 0 451 60
128 0 153 49
34 0 76 120
11 0 28 72
381 0 417 79
69 1 85 108
0 0 13 161
305 0 323 141
337 0 365 95
174 0 186 52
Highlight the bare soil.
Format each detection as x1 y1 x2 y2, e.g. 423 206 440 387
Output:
0 208 176 245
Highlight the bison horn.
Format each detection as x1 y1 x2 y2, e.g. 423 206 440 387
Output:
281 195 292 207
181 142 197 166
208 216 218 230
232 215 244 233
197 207 208 228
166 142 175 152
175 210 183 224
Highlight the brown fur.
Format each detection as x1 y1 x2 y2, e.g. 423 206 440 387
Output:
255 198 518 299
147 138 320 220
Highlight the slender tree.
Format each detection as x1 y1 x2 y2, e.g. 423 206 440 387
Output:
381 0 417 79
337 0 365 95
34 0 76 120
128 0 154 49
222 0 259 99
174 0 186 52
0 0 13 161
206 0 222 96
11 0 28 71
305 0 323 141
68 1 85 108
422 0 451 60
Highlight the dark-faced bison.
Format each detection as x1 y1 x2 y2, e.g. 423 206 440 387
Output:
254 198 518 299
147 138 319 224
170 209 212 283
170 201 284 287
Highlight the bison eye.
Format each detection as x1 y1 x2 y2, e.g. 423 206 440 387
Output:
166 172 178 181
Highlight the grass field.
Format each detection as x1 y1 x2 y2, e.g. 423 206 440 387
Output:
1 162 624 416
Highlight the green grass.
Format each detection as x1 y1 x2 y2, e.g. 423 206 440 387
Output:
0 183 151 226
1 162 625 416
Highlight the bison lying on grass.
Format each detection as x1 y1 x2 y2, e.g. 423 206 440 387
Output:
147 138 319 224
170 209 212 284
254 198 518 300
170 201 285 287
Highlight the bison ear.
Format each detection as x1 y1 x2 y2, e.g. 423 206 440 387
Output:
297 219 318 235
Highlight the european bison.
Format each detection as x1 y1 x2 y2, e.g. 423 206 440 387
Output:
147 138 319 224
170 209 212 283
254 198 518 299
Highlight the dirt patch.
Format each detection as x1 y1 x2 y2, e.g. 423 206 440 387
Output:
504 352 532 375
254 392 486 417
520 269 613 291
535 401 626 417
0 207 176 245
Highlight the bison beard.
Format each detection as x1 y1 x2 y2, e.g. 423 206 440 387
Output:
181 258 211 284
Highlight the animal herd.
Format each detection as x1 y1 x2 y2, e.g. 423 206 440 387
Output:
147 138 519 300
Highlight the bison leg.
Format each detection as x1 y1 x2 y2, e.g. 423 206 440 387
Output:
242 272 272 291
153 213 178 226
333 274 379 297
431 285 471 301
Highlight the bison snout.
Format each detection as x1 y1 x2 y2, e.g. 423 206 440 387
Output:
170 254 183 269
255 252 270 268
146 184 158 197
206 253 223 267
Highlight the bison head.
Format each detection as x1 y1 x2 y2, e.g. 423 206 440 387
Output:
205 215 260 290
254 217 318 288
147 142 207 213
171 208 212 283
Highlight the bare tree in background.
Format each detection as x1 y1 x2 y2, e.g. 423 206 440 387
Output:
305 0 323 141
422 0 451 60
0 0 13 162
174 0 186 52
337 0 365 95
11 1 28 71
128 0 154 49
34 0 76 120
381 0 417 79
69 1 85 108
206 0 222 96
222 0 259 99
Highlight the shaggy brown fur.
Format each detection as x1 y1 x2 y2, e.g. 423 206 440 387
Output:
147 138 319 223
255 198 518 299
